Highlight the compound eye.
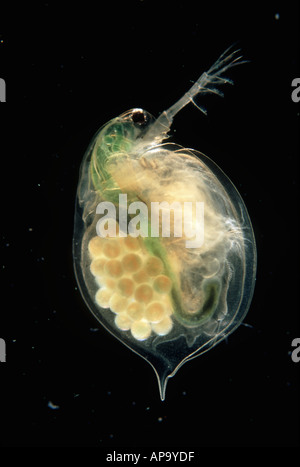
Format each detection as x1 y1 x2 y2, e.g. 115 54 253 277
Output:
131 109 147 125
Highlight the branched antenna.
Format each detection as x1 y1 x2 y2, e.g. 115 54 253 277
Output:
168 46 247 118
145 45 247 144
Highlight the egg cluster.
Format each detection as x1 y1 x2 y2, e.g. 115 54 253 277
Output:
88 234 174 341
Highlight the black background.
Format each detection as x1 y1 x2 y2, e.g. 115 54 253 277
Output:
0 1 299 450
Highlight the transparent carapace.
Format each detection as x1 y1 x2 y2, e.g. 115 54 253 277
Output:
73 47 257 400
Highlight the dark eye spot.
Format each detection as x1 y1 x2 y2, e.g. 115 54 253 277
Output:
131 110 146 125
